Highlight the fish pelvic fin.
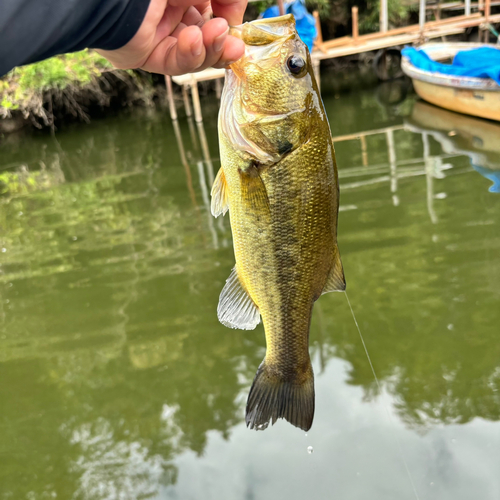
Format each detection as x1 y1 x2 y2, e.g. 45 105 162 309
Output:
322 244 346 294
218 267 261 330
211 168 229 218
246 359 315 431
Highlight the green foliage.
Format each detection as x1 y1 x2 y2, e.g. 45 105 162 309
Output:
15 51 112 92
359 0 418 32
0 50 113 115
249 0 415 34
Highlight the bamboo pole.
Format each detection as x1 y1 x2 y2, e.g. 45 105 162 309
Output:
332 125 404 143
313 11 323 45
386 129 398 205
165 76 177 121
380 0 389 32
321 36 352 49
277 0 285 16
312 58 321 91
338 12 481 45
190 77 203 123
352 7 359 43
215 78 222 100
485 0 491 41
420 0 427 34
360 136 368 167
182 85 192 117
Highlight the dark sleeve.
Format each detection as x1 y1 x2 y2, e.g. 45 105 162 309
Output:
0 0 151 76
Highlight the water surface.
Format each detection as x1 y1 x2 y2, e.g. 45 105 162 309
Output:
1 73 500 500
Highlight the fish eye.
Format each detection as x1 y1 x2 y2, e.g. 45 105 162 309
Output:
286 55 307 77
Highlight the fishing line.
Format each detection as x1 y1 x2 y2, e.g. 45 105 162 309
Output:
345 292 421 500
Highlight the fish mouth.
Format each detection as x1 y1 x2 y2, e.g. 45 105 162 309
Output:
229 14 296 46
228 14 297 77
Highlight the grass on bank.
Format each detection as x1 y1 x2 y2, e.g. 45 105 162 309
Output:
0 50 153 129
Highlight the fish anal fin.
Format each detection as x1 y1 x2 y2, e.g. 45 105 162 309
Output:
322 245 346 294
211 168 229 218
217 267 260 330
246 360 315 431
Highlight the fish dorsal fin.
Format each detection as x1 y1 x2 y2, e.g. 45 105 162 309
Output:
211 168 229 218
322 245 346 294
218 267 261 330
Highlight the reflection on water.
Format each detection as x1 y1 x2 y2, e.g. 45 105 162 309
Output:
1 75 500 500
406 101 500 193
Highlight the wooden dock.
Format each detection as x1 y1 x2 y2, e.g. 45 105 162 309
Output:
167 0 500 122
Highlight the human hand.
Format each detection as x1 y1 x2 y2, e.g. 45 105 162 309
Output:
97 0 247 75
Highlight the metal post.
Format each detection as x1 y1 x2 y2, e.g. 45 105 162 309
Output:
465 0 471 16
380 0 388 32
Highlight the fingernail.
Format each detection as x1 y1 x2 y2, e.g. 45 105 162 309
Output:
213 28 229 53
191 35 203 57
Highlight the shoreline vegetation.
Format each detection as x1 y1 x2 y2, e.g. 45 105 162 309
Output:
0 50 161 134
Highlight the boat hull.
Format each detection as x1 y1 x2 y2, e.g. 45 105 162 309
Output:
412 79 500 121
401 43 500 122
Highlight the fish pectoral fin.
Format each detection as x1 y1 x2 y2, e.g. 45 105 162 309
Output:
211 168 229 218
217 267 261 330
239 165 270 213
322 245 346 294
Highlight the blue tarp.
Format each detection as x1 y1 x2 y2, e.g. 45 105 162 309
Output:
402 46 500 85
262 0 317 52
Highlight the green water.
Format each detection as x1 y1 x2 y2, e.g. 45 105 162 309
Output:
1 75 499 500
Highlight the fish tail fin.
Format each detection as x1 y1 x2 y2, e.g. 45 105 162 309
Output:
245 359 315 431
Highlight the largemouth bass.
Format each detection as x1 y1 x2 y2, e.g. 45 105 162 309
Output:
211 14 345 431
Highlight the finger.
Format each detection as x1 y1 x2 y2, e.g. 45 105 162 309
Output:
211 35 245 68
194 17 229 71
143 25 206 75
181 5 204 27
211 0 247 26
168 0 211 12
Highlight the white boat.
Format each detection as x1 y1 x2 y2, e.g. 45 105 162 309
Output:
401 42 500 121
